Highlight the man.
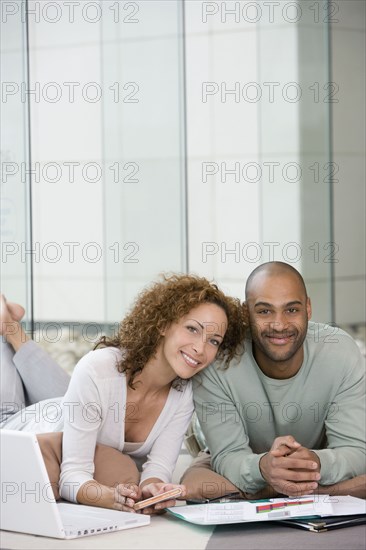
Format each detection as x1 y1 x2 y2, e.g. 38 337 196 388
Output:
182 262 366 499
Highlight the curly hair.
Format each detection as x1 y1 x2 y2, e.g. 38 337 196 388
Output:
96 273 247 388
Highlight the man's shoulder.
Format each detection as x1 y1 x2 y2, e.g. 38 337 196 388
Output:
306 322 360 348
197 344 252 382
305 321 363 367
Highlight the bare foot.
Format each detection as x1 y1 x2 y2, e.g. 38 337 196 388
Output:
7 301 25 322
0 294 24 335
0 295 29 350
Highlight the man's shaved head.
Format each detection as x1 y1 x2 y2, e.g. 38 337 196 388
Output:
245 262 307 301
245 262 311 374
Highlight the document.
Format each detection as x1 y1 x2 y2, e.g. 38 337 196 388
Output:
167 495 365 526
331 495 366 516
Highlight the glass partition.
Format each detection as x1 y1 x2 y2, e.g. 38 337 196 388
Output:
1 1 186 368
258 2 334 322
0 1 33 329
101 0 187 322
1 0 335 349
298 8 334 323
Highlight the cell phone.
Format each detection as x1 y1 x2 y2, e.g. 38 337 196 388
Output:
133 487 183 511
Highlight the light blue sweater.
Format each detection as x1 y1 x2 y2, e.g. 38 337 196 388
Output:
193 322 366 493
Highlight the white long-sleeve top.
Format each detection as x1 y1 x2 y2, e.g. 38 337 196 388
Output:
4 347 194 502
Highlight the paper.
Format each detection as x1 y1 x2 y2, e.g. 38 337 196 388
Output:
168 495 334 525
330 495 366 516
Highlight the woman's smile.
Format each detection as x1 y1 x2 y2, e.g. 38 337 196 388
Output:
180 351 200 368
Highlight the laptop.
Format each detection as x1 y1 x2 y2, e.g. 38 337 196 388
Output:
0 430 150 538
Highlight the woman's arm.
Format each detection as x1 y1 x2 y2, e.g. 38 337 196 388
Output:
131 387 193 514
38 431 141 511
76 480 139 511
59 350 121 503
139 385 194 486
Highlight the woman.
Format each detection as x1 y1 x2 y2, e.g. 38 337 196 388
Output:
0 274 246 513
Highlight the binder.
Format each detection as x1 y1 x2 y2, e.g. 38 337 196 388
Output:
279 514 366 532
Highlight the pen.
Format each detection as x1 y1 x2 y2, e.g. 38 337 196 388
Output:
186 491 242 505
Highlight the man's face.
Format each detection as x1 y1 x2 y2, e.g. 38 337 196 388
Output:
246 272 312 365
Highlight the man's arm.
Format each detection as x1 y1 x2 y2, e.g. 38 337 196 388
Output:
258 437 321 497
193 369 267 494
317 474 366 498
193 339 366 495
192 370 320 496
259 337 366 493
313 352 366 485
194 372 319 496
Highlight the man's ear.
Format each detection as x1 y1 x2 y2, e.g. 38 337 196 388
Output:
242 302 249 326
306 297 312 320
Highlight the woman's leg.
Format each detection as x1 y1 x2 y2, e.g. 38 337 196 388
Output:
93 444 140 488
37 433 140 501
0 295 70 409
0 340 26 423
14 340 70 404
37 432 63 500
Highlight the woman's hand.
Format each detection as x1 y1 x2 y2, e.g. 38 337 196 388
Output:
77 480 140 512
138 482 186 515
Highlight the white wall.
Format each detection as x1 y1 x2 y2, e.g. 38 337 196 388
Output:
331 0 366 324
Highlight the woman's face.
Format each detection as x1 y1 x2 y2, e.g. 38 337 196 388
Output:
159 302 228 379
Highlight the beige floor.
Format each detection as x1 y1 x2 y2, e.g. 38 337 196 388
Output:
0 515 214 550
0 453 215 550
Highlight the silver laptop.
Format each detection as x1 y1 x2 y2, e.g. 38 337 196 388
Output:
0 430 150 538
